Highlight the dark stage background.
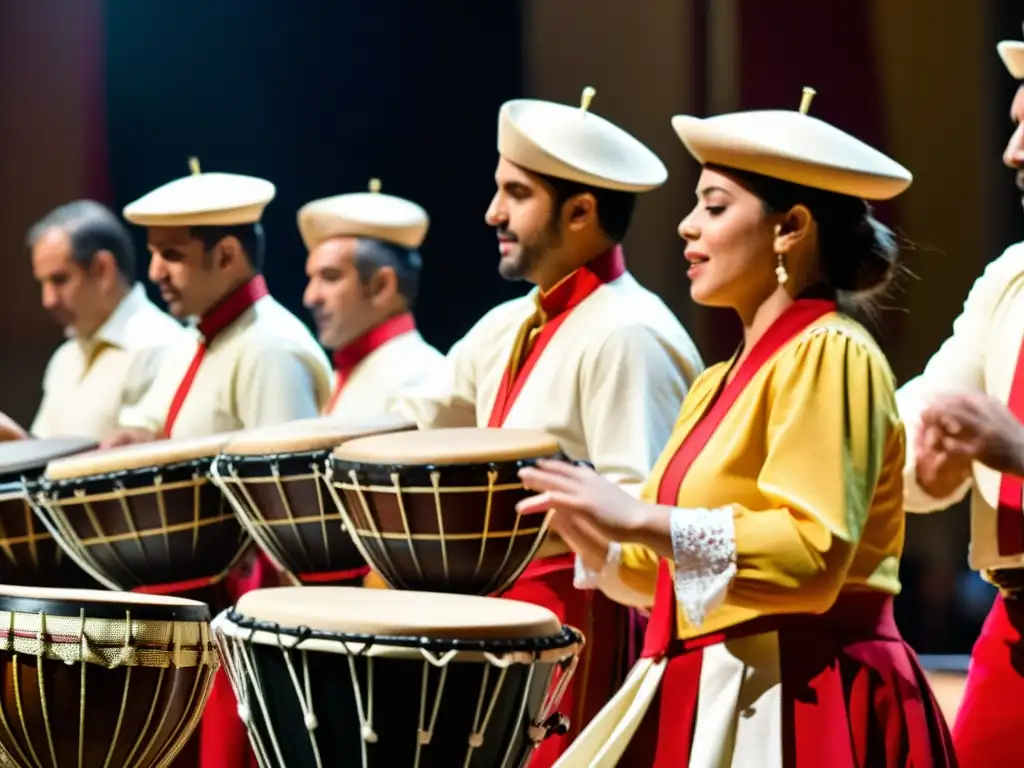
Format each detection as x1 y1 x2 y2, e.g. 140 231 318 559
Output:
104 0 527 352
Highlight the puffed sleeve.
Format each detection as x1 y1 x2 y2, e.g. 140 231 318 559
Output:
667 326 900 627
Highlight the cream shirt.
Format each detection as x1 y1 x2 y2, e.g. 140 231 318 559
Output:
118 295 333 438
327 330 444 420
898 241 1024 571
31 284 187 439
390 272 705 495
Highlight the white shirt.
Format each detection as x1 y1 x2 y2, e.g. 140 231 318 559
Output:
898 241 1024 571
327 329 444 420
391 270 705 495
31 284 187 439
119 292 333 438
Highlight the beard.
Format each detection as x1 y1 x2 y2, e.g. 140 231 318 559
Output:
496 217 561 283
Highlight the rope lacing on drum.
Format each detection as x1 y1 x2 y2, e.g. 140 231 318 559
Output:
341 640 378 749
275 627 320 733
464 664 509 756
415 657 449 759
528 650 579 745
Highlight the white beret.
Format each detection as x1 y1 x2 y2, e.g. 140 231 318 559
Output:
123 159 275 227
998 25 1024 79
670 89 912 200
297 180 429 251
497 87 667 192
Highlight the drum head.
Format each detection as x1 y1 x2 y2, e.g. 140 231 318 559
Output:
45 432 236 481
234 586 562 640
0 437 97 482
221 414 415 456
331 427 561 465
0 584 210 622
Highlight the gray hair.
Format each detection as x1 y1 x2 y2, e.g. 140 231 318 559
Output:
26 200 136 282
353 238 423 308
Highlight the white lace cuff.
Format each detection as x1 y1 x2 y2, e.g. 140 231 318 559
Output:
573 543 623 589
669 506 737 628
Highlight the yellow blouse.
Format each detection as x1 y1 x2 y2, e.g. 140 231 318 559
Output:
618 313 905 640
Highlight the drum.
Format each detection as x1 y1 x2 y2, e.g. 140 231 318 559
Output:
212 586 582 768
329 427 565 595
0 437 99 588
35 433 249 594
211 415 415 587
0 585 217 768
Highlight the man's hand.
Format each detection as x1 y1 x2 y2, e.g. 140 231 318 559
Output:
914 422 975 499
920 391 1024 478
99 428 158 449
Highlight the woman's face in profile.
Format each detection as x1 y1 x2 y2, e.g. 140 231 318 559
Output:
677 167 779 309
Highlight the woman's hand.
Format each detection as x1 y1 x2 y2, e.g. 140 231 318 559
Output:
517 458 656 546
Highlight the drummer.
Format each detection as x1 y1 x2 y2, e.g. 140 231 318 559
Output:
298 181 444 419
389 89 705 766
97 161 332 768
101 161 332 446
26 200 187 440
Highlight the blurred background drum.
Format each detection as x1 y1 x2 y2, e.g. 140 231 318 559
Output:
36 433 248 599
329 427 565 595
0 436 100 588
212 586 582 768
211 416 414 587
0 585 217 767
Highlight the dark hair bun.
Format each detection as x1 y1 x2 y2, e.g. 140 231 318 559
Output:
821 200 898 296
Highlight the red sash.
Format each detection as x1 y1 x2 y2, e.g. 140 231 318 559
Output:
162 275 269 438
997 336 1024 555
643 298 837 658
486 246 625 427
326 312 416 413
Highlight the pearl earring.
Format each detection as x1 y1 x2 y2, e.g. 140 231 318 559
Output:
775 253 789 285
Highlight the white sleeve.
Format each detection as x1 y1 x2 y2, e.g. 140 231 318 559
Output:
388 335 479 428
897 251 1015 511
116 384 168 434
573 543 655 609
579 323 695 495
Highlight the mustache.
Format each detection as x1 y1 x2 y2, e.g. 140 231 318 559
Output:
495 226 519 242
1017 171 1024 193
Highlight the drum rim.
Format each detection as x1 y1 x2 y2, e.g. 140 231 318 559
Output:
43 455 216 488
0 593 211 622
217 448 330 465
330 452 569 475
220 608 583 654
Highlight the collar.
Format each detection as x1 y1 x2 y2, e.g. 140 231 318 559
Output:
535 244 626 319
197 275 269 343
333 312 416 376
86 283 150 350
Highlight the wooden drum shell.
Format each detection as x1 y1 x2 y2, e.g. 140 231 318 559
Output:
328 456 557 596
38 456 249 593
